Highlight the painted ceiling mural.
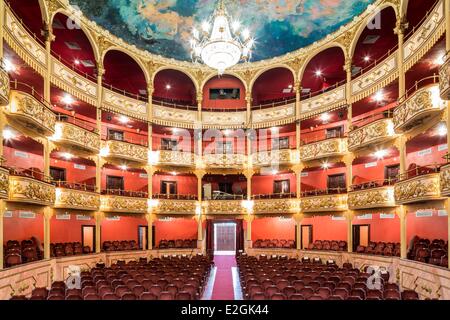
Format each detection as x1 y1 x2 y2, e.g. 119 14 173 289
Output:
69 0 375 62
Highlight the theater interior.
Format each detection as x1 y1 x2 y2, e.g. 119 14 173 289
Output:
1 0 450 304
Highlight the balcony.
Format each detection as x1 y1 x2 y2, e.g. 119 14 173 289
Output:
156 150 195 167
394 84 445 132
439 53 450 100
53 120 100 154
0 68 10 106
0 166 9 199
253 197 299 215
440 163 450 196
300 138 347 162
206 200 243 214
100 191 148 214
301 191 348 213
395 166 442 204
7 168 55 206
348 181 396 210
202 153 246 169
102 140 148 164
348 118 396 151
154 199 197 215
6 90 56 135
54 182 100 211
252 149 296 167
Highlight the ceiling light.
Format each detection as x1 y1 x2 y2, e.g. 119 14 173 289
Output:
320 113 331 123
171 171 177 176
223 129 232 136
3 129 15 140
3 59 16 72
322 162 330 169
288 84 293 89
373 90 384 103
99 147 110 157
61 93 74 105
437 123 448 136
62 152 73 160
270 127 279 133
74 59 80 65
119 165 127 171
232 21 240 32
374 149 388 160
118 115 129 124
271 169 278 175
435 54 445 66
364 55 371 62
315 70 323 77
165 84 172 90
172 128 180 134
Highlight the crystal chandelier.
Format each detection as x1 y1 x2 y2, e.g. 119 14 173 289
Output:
190 0 254 74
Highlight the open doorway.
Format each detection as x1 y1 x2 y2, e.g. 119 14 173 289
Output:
301 225 313 249
138 225 155 250
353 224 370 251
214 222 236 255
82 225 95 253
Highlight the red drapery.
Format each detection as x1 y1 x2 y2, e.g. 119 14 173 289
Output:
206 219 214 254
235 219 244 254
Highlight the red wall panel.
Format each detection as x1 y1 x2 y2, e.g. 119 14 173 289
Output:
152 174 197 195
352 213 400 243
101 215 147 242
252 173 296 195
3 211 44 243
202 76 246 110
251 218 295 241
154 219 197 244
102 168 148 192
302 215 347 241
50 214 95 243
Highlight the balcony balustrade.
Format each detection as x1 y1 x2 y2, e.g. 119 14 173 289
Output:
53 120 100 154
0 68 10 106
154 199 197 215
348 181 396 210
252 149 296 167
440 162 450 196
348 118 396 151
100 191 148 214
202 153 246 169
439 53 450 100
54 182 100 211
395 166 442 204
300 138 348 162
156 150 195 167
0 166 9 199
206 200 243 214
102 140 148 164
7 168 55 206
253 198 300 215
301 191 348 213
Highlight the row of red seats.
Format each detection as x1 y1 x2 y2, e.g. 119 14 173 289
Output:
158 239 197 249
306 240 347 252
10 255 214 300
50 242 91 257
238 254 419 300
102 240 139 252
253 239 295 249
3 238 42 268
408 237 448 267
356 242 400 257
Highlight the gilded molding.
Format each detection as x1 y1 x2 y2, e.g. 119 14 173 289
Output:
158 150 195 167
301 194 348 213
348 186 396 210
394 173 441 204
439 164 450 196
301 86 346 118
100 195 147 213
348 118 395 151
55 188 100 210
203 154 246 169
105 140 148 163
207 200 242 214
103 88 147 120
54 122 100 153
0 68 10 106
152 103 197 129
300 138 348 162
7 91 56 135
202 111 246 129
253 199 300 215
440 56 450 100
252 149 294 167
8 176 55 206
252 103 296 128
394 85 445 132
0 168 10 200
155 199 197 215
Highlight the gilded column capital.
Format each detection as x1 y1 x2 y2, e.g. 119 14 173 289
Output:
144 165 157 176
94 211 105 222
196 92 203 104
293 213 304 223
343 58 353 74
292 164 305 175
147 84 154 96
43 207 54 220
145 213 157 223
396 205 408 220
96 61 105 77
243 168 255 180
194 169 206 180
245 92 252 103
343 153 356 166
344 211 354 221
394 16 409 36
244 214 254 223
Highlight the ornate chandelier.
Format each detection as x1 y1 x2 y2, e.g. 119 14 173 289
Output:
190 0 254 74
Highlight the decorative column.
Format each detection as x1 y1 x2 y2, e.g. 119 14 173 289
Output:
446 0 450 158
344 153 355 191
244 169 254 201
0 200 5 270
344 57 353 132
245 92 252 125
0 0 4 59
447 198 450 268
295 82 301 118
96 62 105 134
293 213 304 250
194 170 206 202
95 156 105 193
43 207 54 259
145 165 156 199
345 211 354 253
195 212 206 251
395 136 407 174
244 214 254 249
43 24 54 103
147 84 154 123
395 16 408 97
398 205 408 259
0 111 6 157
43 139 52 177
145 213 155 250
197 91 203 123
94 211 104 253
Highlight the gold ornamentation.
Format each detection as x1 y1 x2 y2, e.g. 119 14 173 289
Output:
394 173 441 204
252 103 296 127
0 168 10 199
100 195 147 213
348 118 395 151
348 186 395 210
440 164 450 196
106 140 148 163
158 150 194 167
203 154 246 169
202 111 247 128
301 86 346 116
394 85 444 131
440 56 450 100
252 149 294 167
55 188 100 210
207 200 242 214
300 138 347 161
301 194 348 213
103 88 147 120
152 104 197 128
253 199 299 214
155 200 196 214
0 67 10 106
56 122 100 153
9 176 55 206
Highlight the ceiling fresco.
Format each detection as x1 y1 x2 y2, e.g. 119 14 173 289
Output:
69 0 375 62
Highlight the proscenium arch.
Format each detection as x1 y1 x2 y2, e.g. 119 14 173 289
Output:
49 8 100 63
349 3 399 58
101 47 150 85
152 67 199 93
298 43 347 85
249 65 297 93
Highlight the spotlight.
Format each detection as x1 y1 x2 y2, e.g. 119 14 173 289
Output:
165 84 172 90
435 54 445 66
118 115 129 124
373 90 384 103
315 70 323 77
74 59 80 65
61 93 74 105
99 147 109 157
3 59 16 72
374 149 388 160
171 171 177 176
322 162 330 169
119 165 128 171
437 123 448 136
270 127 279 133
364 56 371 62
3 129 15 140
320 113 331 123
271 169 278 175
62 152 73 160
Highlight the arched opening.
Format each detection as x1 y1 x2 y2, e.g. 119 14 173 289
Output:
252 68 295 108
202 75 246 111
51 12 97 79
153 69 196 108
352 6 397 78
301 47 346 98
405 0 440 39
6 0 45 43
103 50 147 99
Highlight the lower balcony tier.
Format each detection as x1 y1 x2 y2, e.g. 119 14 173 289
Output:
154 199 197 215
53 122 100 154
300 138 348 162
348 186 396 210
55 187 100 211
395 173 442 204
100 195 148 214
439 54 450 100
440 164 450 196
155 150 195 167
8 175 55 206
206 200 243 215
301 194 348 213
253 198 300 215
102 140 148 164
0 167 9 199
348 118 395 151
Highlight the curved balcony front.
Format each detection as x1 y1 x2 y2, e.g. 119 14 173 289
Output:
253 198 300 215
439 53 450 100
156 150 195 167
102 140 148 164
348 185 396 210
300 138 348 162
100 194 148 214
206 200 242 215
8 173 55 206
394 85 445 132
154 199 197 215
202 154 246 169
440 163 450 196
53 121 100 154
6 91 56 136
301 193 348 213
395 172 442 205
0 68 10 106
54 183 100 211
252 149 297 167
0 167 10 199
348 118 396 151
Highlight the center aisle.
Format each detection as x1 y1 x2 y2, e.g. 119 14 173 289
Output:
210 255 238 300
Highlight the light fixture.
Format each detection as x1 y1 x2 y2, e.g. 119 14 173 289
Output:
148 199 159 208
148 151 160 165
118 115 129 124
3 59 16 72
61 93 74 105
364 55 371 62
119 165 128 171
165 84 172 90
190 0 254 74
241 200 254 213
3 128 15 140
99 147 110 157
373 90 384 103
288 84 293 89
62 152 73 160
434 53 445 66
320 113 331 123
271 169 278 175
74 59 80 65
171 171 177 176
270 127 279 133
195 204 202 216
223 129 232 136
315 70 323 77
172 128 180 134
437 123 448 136
374 149 388 160
322 162 330 169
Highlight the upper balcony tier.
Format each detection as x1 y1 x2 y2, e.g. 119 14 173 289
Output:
54 182 100 211
6 90 56 136
252 149 298 167
300 138 348 162
7 168 55 206
53 119 100 154
253 198 299 215
348 182 396 210
102 140 148 164
154 150 195 167
301 193 348 213
348 118 396 151
0 166 9 200
440 162 450 196
100 194 148 214
439 53 450 100
394 84 445 132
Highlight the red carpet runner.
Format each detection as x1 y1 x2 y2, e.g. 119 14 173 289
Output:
211 255 237 300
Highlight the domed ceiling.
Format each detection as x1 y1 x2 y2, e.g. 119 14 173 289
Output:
70 0 375 62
